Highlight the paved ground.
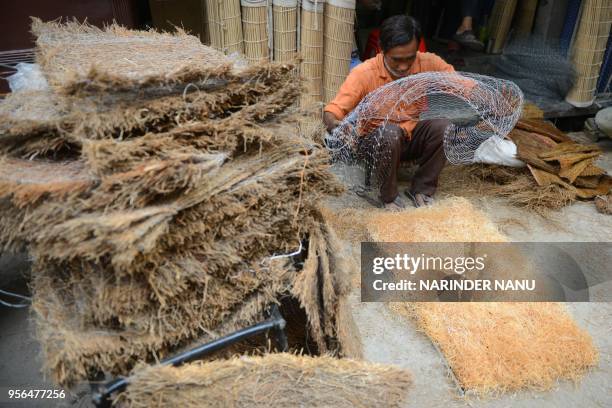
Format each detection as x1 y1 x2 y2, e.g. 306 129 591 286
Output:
0 132 610 407
343 196 612 407
0 253 92 407
334 132 612 407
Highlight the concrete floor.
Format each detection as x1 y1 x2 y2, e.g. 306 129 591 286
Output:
326 198 611 407
0 132 610 407
0 253 91 408
343 196 612 407
334 132 612 407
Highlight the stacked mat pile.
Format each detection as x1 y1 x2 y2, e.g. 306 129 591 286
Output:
456 119 611 213
509 119 611 202
0 20 349 386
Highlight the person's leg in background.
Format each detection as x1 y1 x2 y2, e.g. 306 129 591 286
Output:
453 0 485 51
402 119 449 207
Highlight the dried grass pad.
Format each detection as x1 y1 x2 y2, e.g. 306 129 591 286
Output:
391 302 598 394
120 353 412 408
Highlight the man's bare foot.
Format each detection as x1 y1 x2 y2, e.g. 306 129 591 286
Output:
383 195 407 211
405 190 434 208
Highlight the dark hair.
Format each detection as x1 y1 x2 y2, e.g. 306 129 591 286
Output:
379 15 422 52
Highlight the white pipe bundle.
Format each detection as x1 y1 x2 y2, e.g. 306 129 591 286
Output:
300 0 326 106
241 0 270 63
566 0 612 107
322 0 356 103
205 0 244 55
273 0 298 62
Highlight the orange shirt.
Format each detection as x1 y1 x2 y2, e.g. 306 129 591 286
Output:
324 52 455 138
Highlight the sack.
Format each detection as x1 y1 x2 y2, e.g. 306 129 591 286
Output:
473 137 525 167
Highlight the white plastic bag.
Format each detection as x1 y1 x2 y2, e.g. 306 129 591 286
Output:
473 136 525 167
6 63 48 92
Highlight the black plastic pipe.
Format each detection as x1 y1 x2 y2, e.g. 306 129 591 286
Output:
92 305 287 408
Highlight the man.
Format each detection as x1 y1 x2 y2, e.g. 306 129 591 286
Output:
323 15 454 210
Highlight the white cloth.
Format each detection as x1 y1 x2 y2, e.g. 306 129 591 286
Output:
473 137 525 167
6 63 49 92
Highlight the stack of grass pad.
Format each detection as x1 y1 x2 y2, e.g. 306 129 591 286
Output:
0 19 367 390
464 119 611 213
510 119 611 201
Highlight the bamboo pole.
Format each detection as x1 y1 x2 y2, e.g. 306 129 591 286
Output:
487 0 518 53
566 0 612 106
300 0 325 106
273 0 298 62
323 0 355 103
515 0 538 35
241 0 269 63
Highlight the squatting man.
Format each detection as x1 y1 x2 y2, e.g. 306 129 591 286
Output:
324 15 456 211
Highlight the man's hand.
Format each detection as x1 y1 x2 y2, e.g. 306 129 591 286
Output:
323 111 341 133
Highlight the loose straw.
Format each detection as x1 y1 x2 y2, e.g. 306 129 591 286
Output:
273 0 298 62
323 0 356 103
566 0 612 107
300 0 326 106
241 0 270 63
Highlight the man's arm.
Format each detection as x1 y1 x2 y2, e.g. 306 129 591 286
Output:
323 65 370 132
323 111 341 133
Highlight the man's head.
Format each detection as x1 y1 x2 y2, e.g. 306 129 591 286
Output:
380 15 422 79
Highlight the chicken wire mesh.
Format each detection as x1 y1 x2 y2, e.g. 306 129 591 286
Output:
493 35 576 103
326 72 523 186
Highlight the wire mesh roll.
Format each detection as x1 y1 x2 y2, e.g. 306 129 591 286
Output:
273 0 298 62
487 0 518 54
205 0 244 54
323 0 356 103
300 0 325 106
566 0 612 106
241 0 269 63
